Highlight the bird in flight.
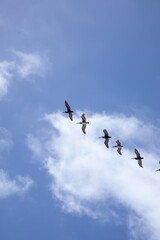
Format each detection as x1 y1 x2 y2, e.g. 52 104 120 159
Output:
112 140 123 155
99 129 111 148
63 100 74 120
76 113 89 134
155 161 160 172
131 148 143 168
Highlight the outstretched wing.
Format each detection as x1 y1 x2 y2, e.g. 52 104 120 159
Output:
65 100 71 111
117 147 122 155
81 113 86 122
116 140 121 146
138 159 143 168
135 148 141 158
103 129 108 137
104 138 109 148
82 124 86 134
69 112 73 121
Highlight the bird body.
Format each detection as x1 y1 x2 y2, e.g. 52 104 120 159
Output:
63 100 74 120
112 140 123 155
99 129 111 148
76 113 89 134
131 148 143 168
155 162 160 171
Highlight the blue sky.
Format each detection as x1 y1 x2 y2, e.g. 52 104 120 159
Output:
0 1 160 239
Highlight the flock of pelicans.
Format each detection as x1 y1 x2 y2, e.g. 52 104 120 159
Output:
63 100 160 171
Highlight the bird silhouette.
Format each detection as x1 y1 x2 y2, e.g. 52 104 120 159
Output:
112 140 123 155
63 100 74 120
155 161 160 172
99 129 111 148
131 148 143 168
76 113 89 134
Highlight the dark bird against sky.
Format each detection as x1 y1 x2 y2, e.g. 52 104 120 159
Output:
155 161 160 172
63 100 74 121
131 148 144 168
76 113 89 134
99 129 111 148
112 140 123 155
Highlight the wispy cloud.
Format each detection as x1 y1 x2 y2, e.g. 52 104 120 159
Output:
28 111 160 240
27 134 43 158
0 127 13 151
13 50 47 78
0 169 33 198
0 50 48 99
0 61 15 99
0 128 33 198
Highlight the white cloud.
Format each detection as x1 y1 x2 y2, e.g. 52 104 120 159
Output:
14 50 47 78
0 50 48 99
0 61 15 99
0 127 13 151
0 129 33 198
27 134 43 158
28 111 160 240
0 169 33 198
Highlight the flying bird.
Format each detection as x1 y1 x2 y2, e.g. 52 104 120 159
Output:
112 140 123 155
63 100 74 120
76 113 89 134
99 129 111 148
155 161 160 172
131 148 144 168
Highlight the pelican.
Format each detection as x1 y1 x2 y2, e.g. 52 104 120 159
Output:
155 161 160 172
63 100 74 120
131 148 143 168
99 129 111 148
76 113 89 134
112 140 123 155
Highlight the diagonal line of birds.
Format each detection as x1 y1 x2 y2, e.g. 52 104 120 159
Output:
63 100 160 171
